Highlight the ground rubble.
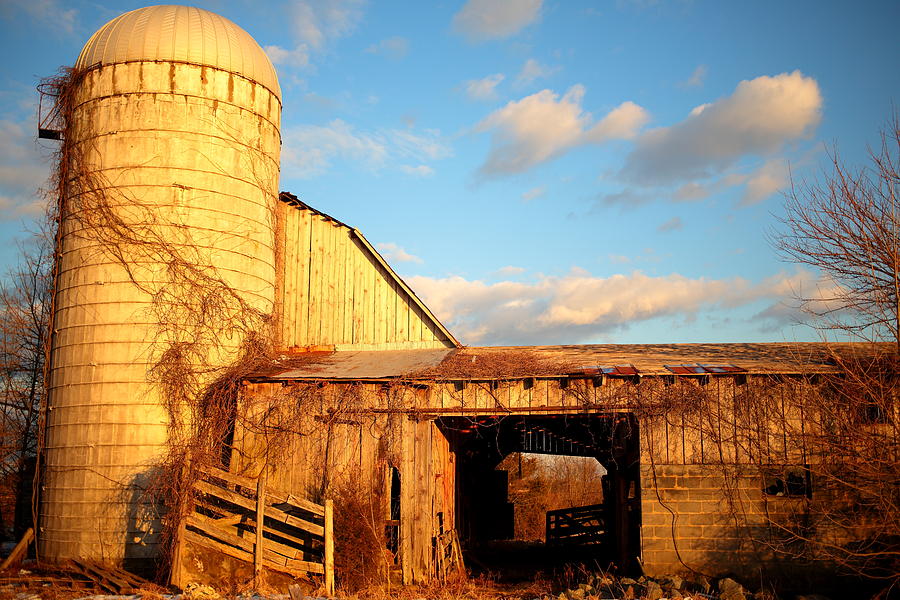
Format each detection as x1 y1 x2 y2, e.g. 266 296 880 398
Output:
0 570 834 600
524 571 823 600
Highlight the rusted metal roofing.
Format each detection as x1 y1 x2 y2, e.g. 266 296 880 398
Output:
569 364 640 377
469 343 869 375
250 343 889 382
665 363 747 375
256 348 455 380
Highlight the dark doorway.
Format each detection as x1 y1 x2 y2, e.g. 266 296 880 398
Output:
436 413 641 578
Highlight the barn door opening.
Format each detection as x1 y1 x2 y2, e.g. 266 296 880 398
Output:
436 413 641 580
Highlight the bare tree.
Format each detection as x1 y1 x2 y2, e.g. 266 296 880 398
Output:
0 222 53 538
774 115 900 351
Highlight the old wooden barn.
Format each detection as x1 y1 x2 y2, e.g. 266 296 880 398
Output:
176 194 887 587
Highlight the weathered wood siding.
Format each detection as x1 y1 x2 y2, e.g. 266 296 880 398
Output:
275 202 456 351
234 382 456 584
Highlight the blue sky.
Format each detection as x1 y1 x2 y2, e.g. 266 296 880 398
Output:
1 0 898 346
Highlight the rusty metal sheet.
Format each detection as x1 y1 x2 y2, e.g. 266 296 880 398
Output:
701 364 747 373
570 366 602 376
666 363 746 374
601 365 640 376
262 349 455 380
665 364 705 374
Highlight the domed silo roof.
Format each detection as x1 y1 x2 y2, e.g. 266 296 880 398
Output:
74 4 281 99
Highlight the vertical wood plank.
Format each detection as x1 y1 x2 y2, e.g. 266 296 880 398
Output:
400 415 414 584
374 265 385 345
255 471 267 582
337 230 350 344
321 221 335 345
352 239 363 344
296 210 311 345
325 498 335 595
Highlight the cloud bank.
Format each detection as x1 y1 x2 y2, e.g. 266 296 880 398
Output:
622 71 821 185
409 269 825 345
475 85 648 177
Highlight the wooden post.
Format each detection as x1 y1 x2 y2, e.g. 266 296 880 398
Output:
324 498 335 596
255 471 267 584
169 460 190 589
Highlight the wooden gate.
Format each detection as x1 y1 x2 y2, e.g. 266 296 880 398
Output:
171 464 334 593
545 503 606 546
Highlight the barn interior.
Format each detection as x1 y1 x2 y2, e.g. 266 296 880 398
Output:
435 413 642 578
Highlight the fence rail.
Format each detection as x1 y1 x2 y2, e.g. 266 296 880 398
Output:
172 464 334 593
545 503 605 546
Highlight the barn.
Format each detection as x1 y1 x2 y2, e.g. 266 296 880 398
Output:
38 4 893 594
218 194 878 587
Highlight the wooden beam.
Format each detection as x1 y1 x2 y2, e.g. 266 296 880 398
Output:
255 472 267 583
324 498 334 596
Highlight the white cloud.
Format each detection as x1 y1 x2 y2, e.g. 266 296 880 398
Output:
475 86 649 177
390 128 452 161
290 0 364 49
365 36 409 58
741 158 789 206
622 71 822 184
516 58 559 85
399 165 435 177
264 45 310 68
282 120 451 178
409 268 817 345
592 189 652 210
679 64 707 88
376 242 423 264
521 186 546 201
282 120 388 177
465 74 505 101
453 0 542 41
0 118 50 222
657 216 683 232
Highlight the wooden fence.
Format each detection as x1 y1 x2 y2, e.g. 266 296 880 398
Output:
545 503 606 546
172 464 334 593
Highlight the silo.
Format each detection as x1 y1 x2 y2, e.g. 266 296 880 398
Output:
41 5 281 565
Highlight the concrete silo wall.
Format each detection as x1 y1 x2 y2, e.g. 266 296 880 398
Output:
41 60 281 564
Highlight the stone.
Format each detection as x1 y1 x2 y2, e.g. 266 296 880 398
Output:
183 582 224 600
718 578 748 600
644 580 664 600
662 575 684 590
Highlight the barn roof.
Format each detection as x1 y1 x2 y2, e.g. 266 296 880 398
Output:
249 342 887 381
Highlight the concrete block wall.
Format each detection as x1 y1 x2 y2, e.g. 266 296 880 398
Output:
639 463 798 578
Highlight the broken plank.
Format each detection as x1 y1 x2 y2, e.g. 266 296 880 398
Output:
199 465 325 516
194 480 325 537
0 528 33 571
186 513 303 561
184 530 324 575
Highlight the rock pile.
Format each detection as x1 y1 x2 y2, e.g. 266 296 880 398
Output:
532 571 791 600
